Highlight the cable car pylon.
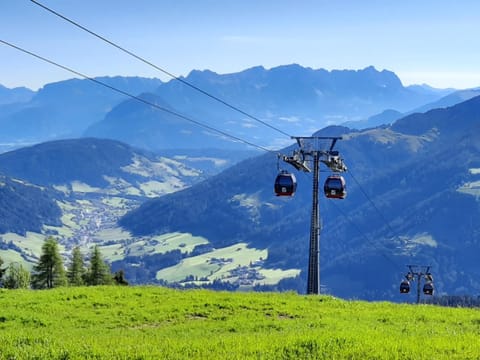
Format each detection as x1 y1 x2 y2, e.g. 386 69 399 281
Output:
278 136 347 295
400 265 434 303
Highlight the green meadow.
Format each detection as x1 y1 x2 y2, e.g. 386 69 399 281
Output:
155 242 300 286
0 286 479 359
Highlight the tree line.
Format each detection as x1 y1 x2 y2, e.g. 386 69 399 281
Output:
426 295 480 308
0 236 128 289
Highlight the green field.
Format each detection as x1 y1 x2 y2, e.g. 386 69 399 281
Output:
0 286 478 359
1 226 300 287
97 232 210 262
156 242 300 286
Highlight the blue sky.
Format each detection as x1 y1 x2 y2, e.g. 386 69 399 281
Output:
1 0 480 90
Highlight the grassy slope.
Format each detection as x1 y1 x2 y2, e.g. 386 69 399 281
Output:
0 287 478 359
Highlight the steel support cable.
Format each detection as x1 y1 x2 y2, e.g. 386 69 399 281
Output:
30 0 293 139
0 39 274 154
346 170 414 257
328 200 403 270
300 171 402 271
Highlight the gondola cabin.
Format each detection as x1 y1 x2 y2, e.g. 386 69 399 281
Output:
274 170 297 197
423 281 434 296
400 280 410 294
324 174 346 199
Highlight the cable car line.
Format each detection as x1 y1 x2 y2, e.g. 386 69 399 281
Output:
10 0 421 293
0 39 274 154
29 0 293 139
7 2 427 297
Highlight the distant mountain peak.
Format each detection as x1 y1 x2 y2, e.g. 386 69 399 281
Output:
0 84 35 105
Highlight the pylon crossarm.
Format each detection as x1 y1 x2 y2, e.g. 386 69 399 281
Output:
283 155 311 172
320 155 347 172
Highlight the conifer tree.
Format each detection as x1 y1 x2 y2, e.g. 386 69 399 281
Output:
67 246 85 286
31 236 67 289
85 245 112 285
4 262 31 289
113 270 129 286
0 256 5 284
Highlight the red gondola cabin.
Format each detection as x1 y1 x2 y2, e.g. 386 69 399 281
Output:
274 170 297 197
324 174 347 199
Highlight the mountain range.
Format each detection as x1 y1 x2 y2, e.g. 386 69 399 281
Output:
0 77 162 148
85 65 454 150
343 88 480 130
0 65 459 153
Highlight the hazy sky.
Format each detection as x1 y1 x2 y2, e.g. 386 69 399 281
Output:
2 0 480 90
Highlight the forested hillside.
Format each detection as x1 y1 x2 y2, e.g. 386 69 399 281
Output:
0 175 61 235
